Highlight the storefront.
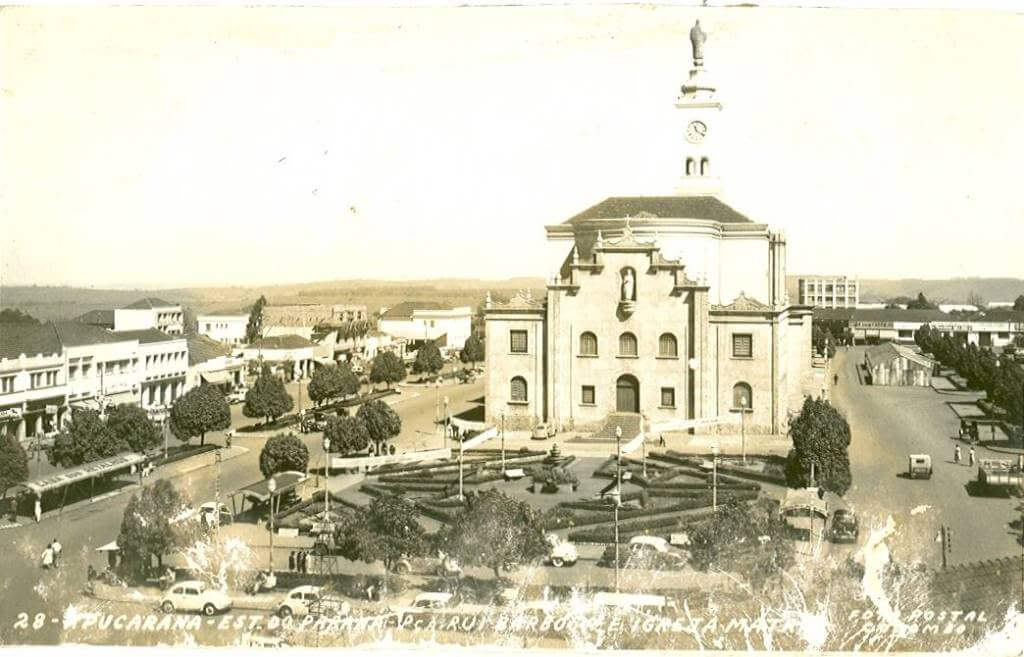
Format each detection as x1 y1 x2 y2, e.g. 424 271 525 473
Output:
0 406 24 440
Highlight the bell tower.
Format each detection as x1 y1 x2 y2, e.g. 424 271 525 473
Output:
675 20 722 196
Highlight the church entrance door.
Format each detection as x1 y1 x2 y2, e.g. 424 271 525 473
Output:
616 375 639 413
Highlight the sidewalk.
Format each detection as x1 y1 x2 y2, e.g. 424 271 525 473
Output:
494 430 791 458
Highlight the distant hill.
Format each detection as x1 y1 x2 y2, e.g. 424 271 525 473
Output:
786 277 1024 305
0 278 547 321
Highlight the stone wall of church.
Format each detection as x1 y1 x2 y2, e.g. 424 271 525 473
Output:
484 311 546 430
709 316 779 435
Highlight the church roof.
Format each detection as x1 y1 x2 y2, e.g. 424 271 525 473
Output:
565 196 753 225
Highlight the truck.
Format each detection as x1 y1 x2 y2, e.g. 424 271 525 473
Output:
907 454 932 479
976 459 1024 496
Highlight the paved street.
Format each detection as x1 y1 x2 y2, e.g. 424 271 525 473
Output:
831 346 1022 568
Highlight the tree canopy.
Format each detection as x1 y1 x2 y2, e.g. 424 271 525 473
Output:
333 493 425 572
905 292 937 310
460 334 485 369
258 433 309 479
243 368 294 424
0 308 40 325
49 409 128 468
369 351 406 389
323 416 370 455
785 396 853 496
1014 295 1024 311
686 498 794 586
245 295 267 344
117 479 190 576
440 489 550 580
356 399 402 450
170 384 231 446
106 403 161 453
0 433 29 498
413 342 444 376
309 363 360 405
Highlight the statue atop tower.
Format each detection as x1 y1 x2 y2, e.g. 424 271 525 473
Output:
690 19 707 66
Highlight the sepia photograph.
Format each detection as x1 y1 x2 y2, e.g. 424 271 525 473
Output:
1 2 1023 653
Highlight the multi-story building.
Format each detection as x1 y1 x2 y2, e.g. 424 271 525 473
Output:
262 303 367 340
241 335 316 380
485 21 813 436
56 322 143 413
197 313 249 345
113 297 184 335
187 334 246 392
818 307 1024 348
0 324 68 441
112 329 188 409
378 302 473 351
798 276 860 308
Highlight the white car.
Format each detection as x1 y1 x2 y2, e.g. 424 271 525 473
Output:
226 389 247 404
160 580 233 616
276 585 351 618
546 533 578 568
410 591 456 609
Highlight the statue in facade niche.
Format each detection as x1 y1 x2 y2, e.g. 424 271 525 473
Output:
621 269 635 302
690 19 707 64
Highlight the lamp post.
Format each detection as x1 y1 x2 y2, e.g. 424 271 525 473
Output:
444 396 450 444
500 411 506 474
614 424 622 594
267 477 277 573
435 380 442 448
323 437 331 528
711 444 719 510
737 392 749 465
214 449 222 532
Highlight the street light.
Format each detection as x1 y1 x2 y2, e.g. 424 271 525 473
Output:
323 437 331 529
266 476 277 573
735 392 749 465
500 410 506 474
711 444 719 511
614 424 622 594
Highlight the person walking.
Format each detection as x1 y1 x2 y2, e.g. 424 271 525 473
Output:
288 551 296 572
968 446 976 468
34 497 42 523
658 434 666 448
954 444 961 465
298 550 307 574
51 538 62 569
40 544 54 570
834 374 839 386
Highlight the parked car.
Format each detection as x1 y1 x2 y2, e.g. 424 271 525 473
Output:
276 585 351 618
160 580 232 615
828 509 859 543
531 423 556 440
597 536 686 570
226 389 248 405
300 410 330 434
907 454 932 479
410 592 457 610
545 533 578 568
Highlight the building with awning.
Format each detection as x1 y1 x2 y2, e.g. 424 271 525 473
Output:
187 334 245 392
241 335 316 380
1 322 67 442
226 471 308 517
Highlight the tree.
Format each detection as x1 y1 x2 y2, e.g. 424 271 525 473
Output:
245 295 267 344
369 351 406 390
336 362 361 398
687 498 794 583
170 384 231 446
460 334 485 370
323 416 370 455
0 308 40 325
181 306 198 335
106 404 161 453
966 291 985 309
280 358 296 382
0 433 29 498
905 292 937 310
258 433 309 479
243 369 294 424
48 409 127 468
441 489 550 580
785 396 853 497
333 494 425 574
1014 295 1024 312
413 342 444 377
308 365 343 406
356 399 402 452
117 479 190 577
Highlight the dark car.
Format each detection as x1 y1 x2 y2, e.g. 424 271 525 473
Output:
597 539 686 570
828 509 859 543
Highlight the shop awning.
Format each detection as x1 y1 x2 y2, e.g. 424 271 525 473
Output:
201 371 231 385
15 452 148 496
71 399 101 411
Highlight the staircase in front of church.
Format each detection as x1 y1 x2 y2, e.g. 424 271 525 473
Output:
586 412 644 442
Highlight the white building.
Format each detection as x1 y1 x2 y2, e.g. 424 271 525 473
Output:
187 334 246 392
56 322 142 414
938 304 979 314
241 335 316 380
379 302 473 351
0 324 68 441
798 276 860 308
112 329 189 409
114 297 184 335
198 314 249 345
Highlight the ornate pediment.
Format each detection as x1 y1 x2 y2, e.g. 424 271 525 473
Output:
599 217 658 251
497 289 544 310
713 291 770 312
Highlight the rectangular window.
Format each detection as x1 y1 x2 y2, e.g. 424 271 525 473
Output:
1 376 13 393
660 387 676 408
510 330 528 354
732 334 753 358
581 385 595 405
30 373 41 388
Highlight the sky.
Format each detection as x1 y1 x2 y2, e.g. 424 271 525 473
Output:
2 4 1023 289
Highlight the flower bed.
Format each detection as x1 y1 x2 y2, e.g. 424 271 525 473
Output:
542 495 748 530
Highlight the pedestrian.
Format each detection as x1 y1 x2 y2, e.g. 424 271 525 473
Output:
366 582 375 602
954 444 961 465
51 539 62 569
299 550 307 574
1018 454 1023 473
289 551 296 572
834 374 839 386
40 545 54 570
87 564 97 581
34 497 41 523
968 447 975 467
658 434 666 447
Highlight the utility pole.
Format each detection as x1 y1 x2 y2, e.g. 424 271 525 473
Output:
214 449 222 532
711 445 719 510
614 425 622 594
939 525 952 570
500 411 506 474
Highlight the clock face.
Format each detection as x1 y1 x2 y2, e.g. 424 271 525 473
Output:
685 120 708 143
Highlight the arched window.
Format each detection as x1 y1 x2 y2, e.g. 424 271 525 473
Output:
618 332 638 357
511 376 528 402
733 382 752 410
658 333 678 358
686 158 696 176
579 332 598 356
700 157 709 176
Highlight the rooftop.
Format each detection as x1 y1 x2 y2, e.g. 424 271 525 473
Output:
123 297 178 310
0 323 63 361
53 321 133 347
380 301 450 320
75 309 115 326
245 335 315 350
565 196 753 225
186 333 234 366
848 308 951 323
865 342 935 369
111 328 181 344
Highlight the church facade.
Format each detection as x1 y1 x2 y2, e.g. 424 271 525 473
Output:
485 21 813 436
